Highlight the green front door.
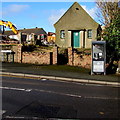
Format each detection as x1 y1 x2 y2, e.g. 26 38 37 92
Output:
73 31 80 48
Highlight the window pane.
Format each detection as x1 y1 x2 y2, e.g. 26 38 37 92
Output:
60 30 65 39
88 30 92 38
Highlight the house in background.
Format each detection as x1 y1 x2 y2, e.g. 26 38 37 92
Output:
47 32 56 43
54 2 102 48
4 27 47 45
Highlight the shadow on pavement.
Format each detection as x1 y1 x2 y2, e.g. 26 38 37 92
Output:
3 101 77 119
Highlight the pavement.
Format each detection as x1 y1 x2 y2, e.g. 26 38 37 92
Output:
1 62 120 87
1 71 120 87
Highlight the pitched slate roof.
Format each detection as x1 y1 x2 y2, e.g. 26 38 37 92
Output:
4 27 47 36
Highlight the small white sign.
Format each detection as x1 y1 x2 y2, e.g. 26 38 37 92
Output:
93 61 104 72
1 50 12 53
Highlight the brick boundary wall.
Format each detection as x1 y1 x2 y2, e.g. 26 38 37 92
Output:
17 44 22 63
73 51 91 68
22 52 50 65
68 47 73 65
53 46 58 65
0 45 58 65
12 44 22 63
21 47 58 65
68 47 91 68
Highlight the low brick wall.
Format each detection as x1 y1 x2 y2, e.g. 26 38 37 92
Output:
53 47 58 65
0 44 22 63
12 44 22 63
68 47 91 68
73 52 91 68
22 52 50 65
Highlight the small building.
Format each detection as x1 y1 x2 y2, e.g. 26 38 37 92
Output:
4 27 47 45
54 2 101 48
47 32 56 43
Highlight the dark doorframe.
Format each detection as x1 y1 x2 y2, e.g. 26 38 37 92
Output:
83 29 86 48
50 52 53 65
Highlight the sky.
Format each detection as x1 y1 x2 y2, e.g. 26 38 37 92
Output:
1 2 99 33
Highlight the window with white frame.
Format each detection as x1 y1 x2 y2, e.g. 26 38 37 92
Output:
60 30 65 39
87 29 92 38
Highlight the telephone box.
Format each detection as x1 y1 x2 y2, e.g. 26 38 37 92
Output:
91 41 106 75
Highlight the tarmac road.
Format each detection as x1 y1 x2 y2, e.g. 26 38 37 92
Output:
1 75 120 119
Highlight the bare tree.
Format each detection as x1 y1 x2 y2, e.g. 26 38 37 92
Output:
96 0 120 74
96 0 119 26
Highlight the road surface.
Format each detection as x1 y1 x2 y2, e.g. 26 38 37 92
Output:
1 75 120 119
